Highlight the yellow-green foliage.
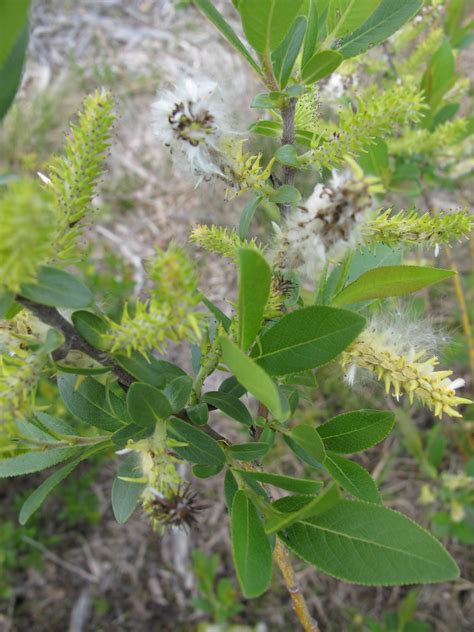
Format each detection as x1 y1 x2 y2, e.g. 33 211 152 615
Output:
106 244 203 356
0 179 57 291
302 85 426 169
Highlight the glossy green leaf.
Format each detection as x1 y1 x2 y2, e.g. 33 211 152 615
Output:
337 0 423 58
186 403 209 426
58 374 125 432
127 383 173 427
239 0 305 54
227 442 271 460
302 0 318 66
239 196 261 239
0 447 83 478
194 0 262 73
274 144 301 168
332 266 455 306
254 305 365 375
114 352 186 389
202 391 253 426
280 500 460 585
234 469 322 495
20 267 93 308
0 25 29 122
231 491 273 598
326 0 379 40
325 452 381 503
192 463 224 479
0 0 30 66
201 295 232 331
301 50 343 84
18 442 108 525
163 376 193 412
290 424 326 463
265 484 340 533
317 409 395 453
270 184 301 205
221 337 284 420
71 311 109 350
112 453 146 524
168 417 226 466
272 15 307 88
238 248 272 351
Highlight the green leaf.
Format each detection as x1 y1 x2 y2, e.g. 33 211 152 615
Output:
265 484 340 533
231 491 273 598
0 25 28 123
234 470 322 495
238 0 305 54
290 424 326 463
302 0 318 67
71 311 109 350
239 196 261 239
332 266 455 306
280 500 460 585
271 15 307 88
0 0 30 67
112 453 146 524
219 376 247 398
325 452 381 503
249 119 283 137
168 417 226 466
163 376 193 412
127 383 173 427
192 463 224 479
114 352 186 389
18 443 107 524
194 0 262 74
35 412 77 437
112 424 151 448
421 39 456 112
317 409 395 453
301 50 343 84
0 447 83 478
0 290 15 318
42 328 65 354
337 0 423 58
274 144 301 168
238 249 272 351
58 374 125 432
224 469 239 511
270 184 301 205
326 0 379 40
20 267 93 309
202 391 252 426
186 403 209 426
227 442 271 460
221 337 284 420
201 295 232 331
254 305 365 375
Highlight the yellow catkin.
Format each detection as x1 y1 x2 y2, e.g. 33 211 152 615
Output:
341 334 472 419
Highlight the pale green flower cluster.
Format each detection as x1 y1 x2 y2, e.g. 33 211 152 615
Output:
106 244 203 356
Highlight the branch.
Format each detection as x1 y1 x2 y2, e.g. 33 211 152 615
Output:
279 98 298 216
16 297 135 387
16 296 229 443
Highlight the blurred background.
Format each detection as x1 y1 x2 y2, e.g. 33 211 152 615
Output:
0 1 473 630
